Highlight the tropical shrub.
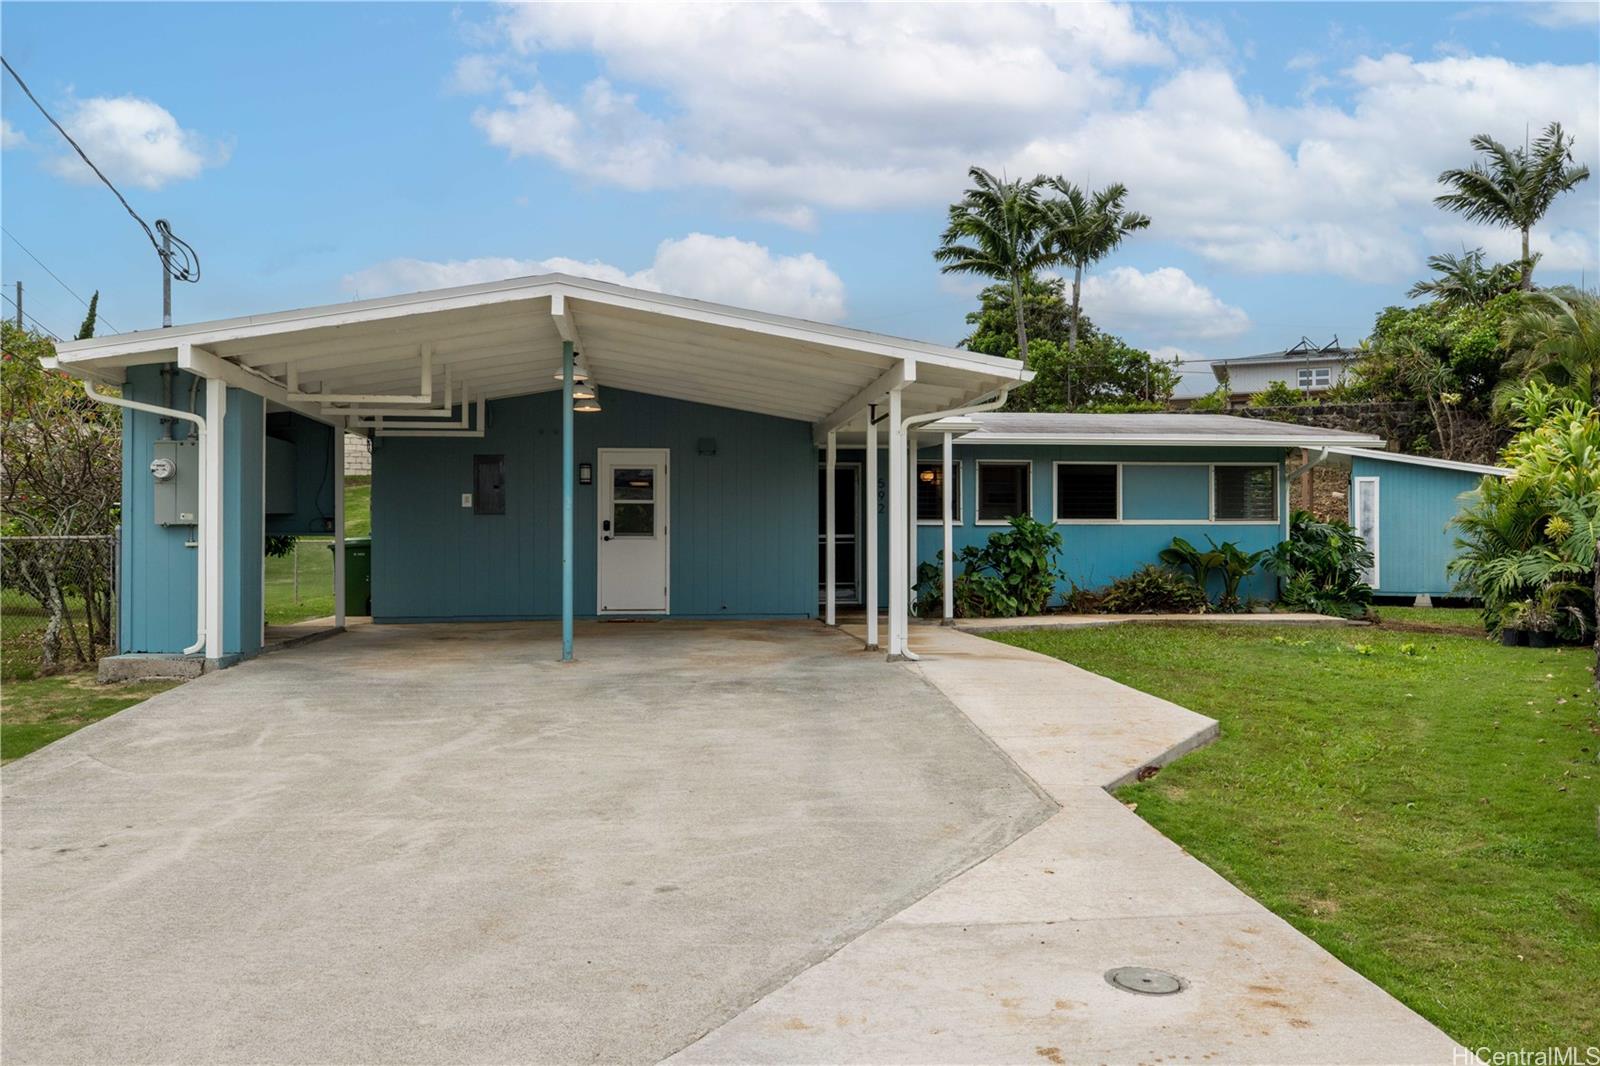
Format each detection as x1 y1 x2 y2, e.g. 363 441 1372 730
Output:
913 514 1065 618
1247 380 1311 408
1158 535 1267 610
1099 565 1209 614
1266 510 1375 619
1449 390 1599 642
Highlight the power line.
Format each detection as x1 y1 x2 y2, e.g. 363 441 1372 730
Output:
2 289 64 340
1 55 200 289
1 227 121 333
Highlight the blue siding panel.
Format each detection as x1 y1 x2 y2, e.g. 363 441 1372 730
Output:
1122 464 1209 521
120 366 265 656
1349 457 1484 597
370 388 816 621
892 444 1288 606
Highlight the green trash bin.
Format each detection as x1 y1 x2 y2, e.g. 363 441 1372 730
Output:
327 536 372 616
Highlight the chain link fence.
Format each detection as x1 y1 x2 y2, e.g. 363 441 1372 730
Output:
1 533 117 680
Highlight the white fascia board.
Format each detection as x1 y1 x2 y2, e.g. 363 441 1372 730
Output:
958 432 1387 448
55 272 1030 386
1323 446 1509 476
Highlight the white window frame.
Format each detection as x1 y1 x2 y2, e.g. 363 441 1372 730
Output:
1297 368 1313 387
1354 475 1380 589
1052 461 1122 524
1209 462 1280 524
1314 367 1331 387
975 459 1033 526
915 458 963 525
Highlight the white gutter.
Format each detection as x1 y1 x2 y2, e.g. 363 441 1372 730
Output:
893 386 1014 661
83 381 209 655
1284 447 1331 482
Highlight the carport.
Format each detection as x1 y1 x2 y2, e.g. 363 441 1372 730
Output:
49 274 1028 666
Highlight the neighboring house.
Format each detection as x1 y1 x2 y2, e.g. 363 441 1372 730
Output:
48 274 1393 670
343 432 372 476
1323 448 1508 603
1209 337 1357 402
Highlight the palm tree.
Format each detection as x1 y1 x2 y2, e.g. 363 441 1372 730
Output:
1434 122 1591 291
1407 249 1520 309
1493 287 1600 414
1043 179 1151 352
934 168 1053 368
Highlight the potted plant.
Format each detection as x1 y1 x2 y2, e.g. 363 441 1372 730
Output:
1499 601 1529 646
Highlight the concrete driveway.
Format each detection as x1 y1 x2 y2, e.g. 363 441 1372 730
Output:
2 621 1053 1065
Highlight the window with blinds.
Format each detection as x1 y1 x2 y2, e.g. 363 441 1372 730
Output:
1054 464 1119 521
1213 464 1277 521
976 462 1030 523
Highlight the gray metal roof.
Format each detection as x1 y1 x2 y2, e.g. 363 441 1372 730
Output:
949 412 1384 448
1211 348 1357 367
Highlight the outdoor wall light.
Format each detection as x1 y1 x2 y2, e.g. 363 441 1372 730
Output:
552 357 591 383
578 462 593 485
919 468 937 483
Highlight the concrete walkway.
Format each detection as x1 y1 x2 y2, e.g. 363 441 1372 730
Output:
673 624 1464 1065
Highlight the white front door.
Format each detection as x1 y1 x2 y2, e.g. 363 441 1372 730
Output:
597 448 670 613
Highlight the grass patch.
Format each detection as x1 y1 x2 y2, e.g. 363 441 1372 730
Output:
1 672 181 762
989 623 1600 1052
263 477 370 625
1376 605 1485 633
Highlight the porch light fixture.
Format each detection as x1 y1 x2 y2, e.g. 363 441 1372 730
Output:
553 356 591 383
572 379 597 401
574 387 602 413
919 468 937 483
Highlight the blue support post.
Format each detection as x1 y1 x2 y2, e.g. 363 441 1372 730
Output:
561 340 575 661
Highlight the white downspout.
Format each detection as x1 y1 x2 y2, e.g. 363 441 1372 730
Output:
83 380 209 655
893 385 1014 660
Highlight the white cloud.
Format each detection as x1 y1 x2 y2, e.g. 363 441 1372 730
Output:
342 233 846 320
1079 266 1250 340
458 5 1598 283
448 53 511 94
1 119 25 149
1516 2 1599 29
44 96 225 190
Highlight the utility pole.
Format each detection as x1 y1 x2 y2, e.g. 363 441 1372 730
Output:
13 280 20 328
161 223 171 328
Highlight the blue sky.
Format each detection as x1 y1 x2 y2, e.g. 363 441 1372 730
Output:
3 2 1596 394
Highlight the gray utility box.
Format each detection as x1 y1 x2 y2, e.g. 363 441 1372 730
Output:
151 438 199 526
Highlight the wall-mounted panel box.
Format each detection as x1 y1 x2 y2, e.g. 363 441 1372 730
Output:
152 438 199 526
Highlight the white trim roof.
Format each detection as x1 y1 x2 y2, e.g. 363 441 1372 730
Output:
938 412 1385 449
50 273 1030 429
1323 446 1509 477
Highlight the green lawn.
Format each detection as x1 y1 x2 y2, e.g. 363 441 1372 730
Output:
263 477 370 624
1375 605 1486 633
2 673 182 762
989 623 1600 1053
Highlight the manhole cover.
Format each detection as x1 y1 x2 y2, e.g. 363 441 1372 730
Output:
1105 966 1186 995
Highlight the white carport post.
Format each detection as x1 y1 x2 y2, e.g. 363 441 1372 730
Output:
202 376 227 660
942 431 954 623
864 407 878 651
824 429 837 626
885 387 906 660
333 427 346 628
907 430 918 624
